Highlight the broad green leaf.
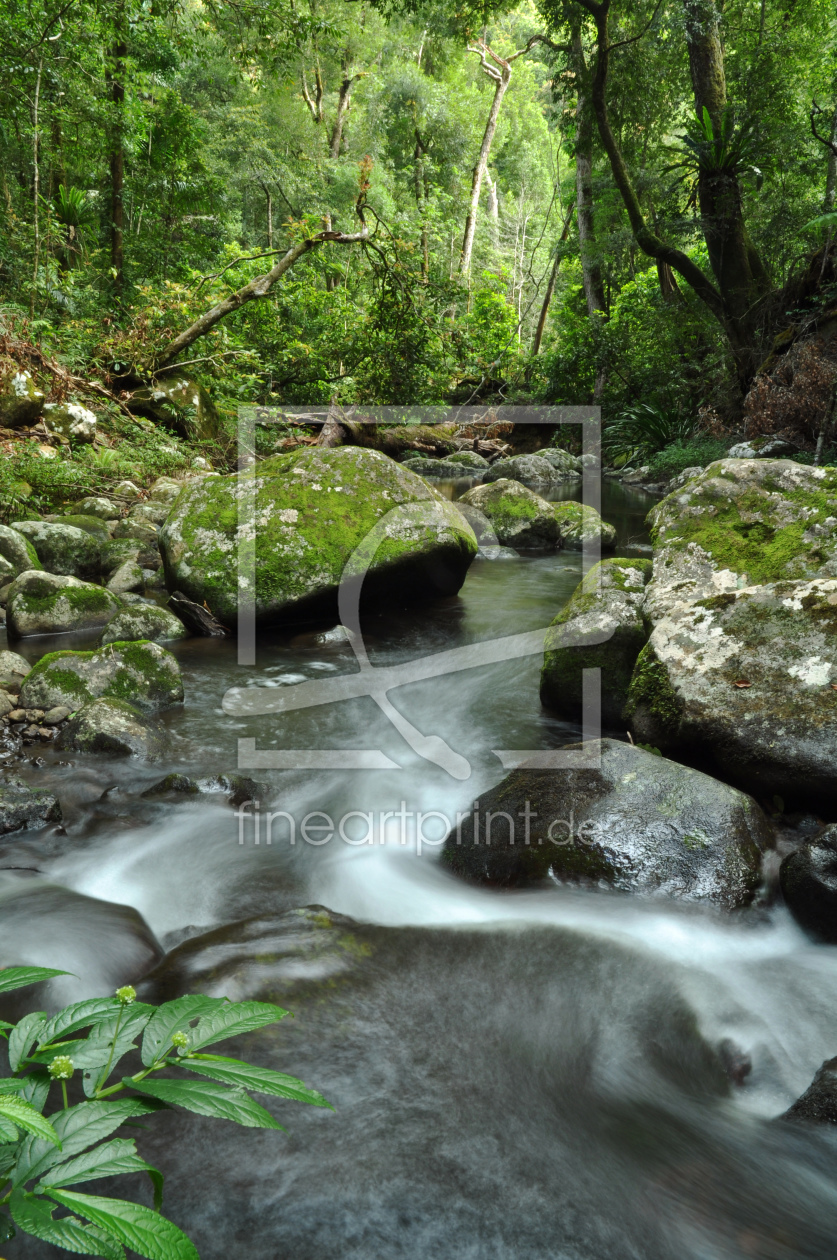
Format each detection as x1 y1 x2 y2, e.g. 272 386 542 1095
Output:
0 1077 28 1093
13 1098 164 1188
0 1095 60 1145
45 1189 199 1260
184 1055 332 1107
0 966 70 995
38 1137 163 1208
0 1113 18 1142
9 1011 46 1071
182 1001 289 1053
127 1077 285 1129
39 999 152 1048
10 1190 124 1258
0 1209 14 1242
22 1070 52 1113
72 1006 156 1079
141 995 228 1066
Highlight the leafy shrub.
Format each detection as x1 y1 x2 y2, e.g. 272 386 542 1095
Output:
644 437 730 481
604 402 696 464
0 965 329 1257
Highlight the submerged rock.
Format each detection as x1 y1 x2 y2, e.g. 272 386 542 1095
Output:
6 570 122 637
553 502 617 551
780 826 837 941
541 558 652 724
20 639 183 713
159 446 478 627
0 775 61 833
441 738 772 907
10 519 102 579
56 696 164 758
459 479 559 550
0 524 41 579
100 604 189 644
782 1056 837 1125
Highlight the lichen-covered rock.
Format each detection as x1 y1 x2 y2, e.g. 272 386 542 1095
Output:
159 446 478 626
0 776 61 833
20 639 183 713
56 514 111 538
447 451 489 469
148 477 185 503
441 738 771 907
112 481 141 500
56 697 164 758
459 479 558 550
484 453 559 489
0 370 45 427
112 519 159 548
128 374 221 441
541 558 652 723
10 520 102 579
0 650 30 678
6 570 122 637
727 438 798 459
106 560 145 595
625 577 837 804
540 448 582 476
645 459 837 621
779 825 837 942
0 525 41 579
100 604 189 644
41 400 97 442
129 501 171 526
401 456 478 479
553 501 617 550
74 496 119 520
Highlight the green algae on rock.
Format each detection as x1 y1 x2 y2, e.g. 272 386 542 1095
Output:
10 519 103 579
541 557 652 724
20 639 183 713
159 446 478 626
459 479 559 550
553 501 617 551
441 738 771 907
6 570 122 637
100 604 189 644
56 696 164 758
0 525 41 579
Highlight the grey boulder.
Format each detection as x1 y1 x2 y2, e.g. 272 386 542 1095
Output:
6 571 122 637
56 697 164 758
11 520 102 579
0 776 61 834
20 639 183 714
100 605 189 644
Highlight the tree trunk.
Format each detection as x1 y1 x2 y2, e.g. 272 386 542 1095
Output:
29 59 43 319
260 181 273 248
531 200 575 356
486 172 500 247
571 21 606 316
459 60 510 275
826 105 837 210
107 0 127 297
329 65 356 158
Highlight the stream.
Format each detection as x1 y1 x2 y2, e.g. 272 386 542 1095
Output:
3 479 837 1259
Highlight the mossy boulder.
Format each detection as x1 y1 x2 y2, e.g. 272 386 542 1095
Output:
41 400 96 443
459 479 559 550
129 501 171 526
625 576 837 805
128 374 221 442
100 605 189 644
6 571 122 637
73 496 120 519
0 525 41 579
441 738 771 907
483 453 558 489
56 697 164 758
159 446 478 627
553 501 617 550
401 456 478 479
646 459 837 621
10 520 102 579
20 639 183 713
0 370 45 427
540 448 582 476
447 450 489 469
56 514 111 538
541 558 653 724
0 776 61 834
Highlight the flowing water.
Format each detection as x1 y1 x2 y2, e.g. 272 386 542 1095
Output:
3 480 837 1260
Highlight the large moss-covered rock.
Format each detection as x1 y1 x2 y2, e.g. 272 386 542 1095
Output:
56 697 164 758
0 525 41 579
41 400 96 443
128 373 221 441
159 446 478 626
484 453 559 489
441 738 771 907
645 459 837 620
20 639 183 713
540 448 582 476
11 519 102 578
625 576 837 804
6 570 122 637
0 370 45 427
447 450 489 469
0 776 61 834
55 514 111 538
459 479 559 550
553 501 617 550
73 496 120 520
541 558 652 724
100 604 189 644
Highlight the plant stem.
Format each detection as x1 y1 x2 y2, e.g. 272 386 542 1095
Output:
61 1080 68 1110
93 1004 125 1097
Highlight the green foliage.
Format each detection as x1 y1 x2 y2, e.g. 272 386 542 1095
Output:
0 966 330 1259
643 437 730 481
604 402 696 465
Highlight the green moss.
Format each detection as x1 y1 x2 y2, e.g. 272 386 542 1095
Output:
624 642 682 731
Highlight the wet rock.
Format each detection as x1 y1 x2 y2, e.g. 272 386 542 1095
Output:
128 373 221 442
10 519 102 579
56 697 164 758
459 479 559 550
106 559 145 595
484 453 559 489
41 400 97 443
0 775 61 833
0 369 45 426
782 1056 837 1124
553 501 617 550
541 558 652 724
21 639 183 714
6 570 122 637
160 446 478 627
0 523 41 578
100 603 189 644
441 738 772 907
780 826 837 941
142 773 200 797
624 577 837 805
167 591 228 637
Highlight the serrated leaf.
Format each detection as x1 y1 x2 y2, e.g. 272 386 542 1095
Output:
0 1077 28 1093
38 1136 162 1207
13 1098 164 1188
45 1189 199 1260
39 998 143 1048
22 1071 51 1113
0 966 70 995
9 1012 46 1071
141 995 228 1066
127 1077 285 1129
10 1190 124 1258
183 1056 332 1107
183 1001 288 1053
0 1096 60 1145
72 1006 156 1080
0 1113 18 1142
